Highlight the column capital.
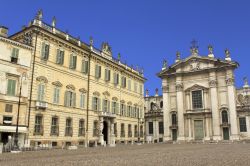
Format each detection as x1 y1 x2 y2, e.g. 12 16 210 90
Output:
209 80 217 88
176 83 183 92
162 85 169 93
226 77 234 86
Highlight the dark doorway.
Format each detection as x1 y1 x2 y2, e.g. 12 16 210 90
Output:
172 129 177 141
223 127 229 140
102 121 108 144
1 132 12 144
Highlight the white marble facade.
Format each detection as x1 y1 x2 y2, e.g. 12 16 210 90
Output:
158 45 250 142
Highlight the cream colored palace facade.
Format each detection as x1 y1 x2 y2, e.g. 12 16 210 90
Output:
6 12 145 147
158 45 250 142
0 27 33 147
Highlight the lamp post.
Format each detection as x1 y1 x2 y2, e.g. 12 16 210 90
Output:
13 73 26 151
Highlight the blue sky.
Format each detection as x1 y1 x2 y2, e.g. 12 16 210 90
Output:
1 0 249 95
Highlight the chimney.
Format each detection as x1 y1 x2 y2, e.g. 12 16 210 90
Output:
0 26 8 37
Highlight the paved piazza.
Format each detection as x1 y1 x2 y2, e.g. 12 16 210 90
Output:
0 143 250 166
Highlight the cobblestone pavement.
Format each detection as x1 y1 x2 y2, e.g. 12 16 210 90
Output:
0 143 250 166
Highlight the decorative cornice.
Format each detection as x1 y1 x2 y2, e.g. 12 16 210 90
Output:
112 97 118 101
209 80 217 88
176 83 183 92
36 76 48 83
52 81 63 87
226 77 234 86
79 88 87 93
120 100 125 103
127 101 132 105
93 91 100 97
102 91 110 97
66 84 76 90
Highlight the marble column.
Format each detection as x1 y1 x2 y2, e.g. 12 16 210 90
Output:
226 77 239 140
162 81 171 141
209 78 221 140
110 119 116 147
176 82 185 141
205 115 210 140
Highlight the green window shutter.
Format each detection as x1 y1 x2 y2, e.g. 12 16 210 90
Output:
85 61 89 73
92 97 95 110
56 49 60 64
98 66 101 78
102 99 105 112
41 43 45 59
41 85 45 101
57 88 60 103
73 56 77 69
45 44 50 60
95 65 98 78
61 51 64 64
117 74 119 84
81 61 85 73
108 101 110 112
82 94 85 108
69 54 73 68
116 103 120 115
7 79 16 96
72 92 76 107
113 73 116 84
64 91 68 106
11 48 15 58
97 98 101 111
53 88 57 103
105 69 108 81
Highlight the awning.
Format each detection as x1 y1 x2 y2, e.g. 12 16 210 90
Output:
0 126 28 133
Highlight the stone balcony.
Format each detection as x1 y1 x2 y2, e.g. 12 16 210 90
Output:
98 111 116 118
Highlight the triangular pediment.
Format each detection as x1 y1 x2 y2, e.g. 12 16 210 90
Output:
158 55 238 78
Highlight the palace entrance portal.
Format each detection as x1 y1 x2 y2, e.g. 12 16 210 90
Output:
102 121 108 144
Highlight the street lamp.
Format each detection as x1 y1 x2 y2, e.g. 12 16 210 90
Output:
13 72 27 151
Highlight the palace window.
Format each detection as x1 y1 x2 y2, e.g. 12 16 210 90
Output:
53 87 60 104
121 123 125 137
64 91 76 107
160 101 163 108
81 60 89 74
105 68 111 81
5 104 13 112
56 49 64 65
222 110 228 123
51 116 59 136
79 119 85 136
93 121 99 137
7 78 16 96
134 125 138 137
134 82 138 93
172 114 177 125
80 93 85 108
65 118 73 136
120 104 126 116
34 115 43 135
192 90 203 109
112 101 119 114
37 84 45 101
159 121 164 134
121 76 126 88
92 97 100 111
128 80 131 90
69 54 77 69
102 99 110 112
127 105 131 117
11 48 19 63
95 65 102 79
148 122 153 134
41 42 50 60
139 84 143 94
128 124 132 137
113 73 119 85
239 117 247 132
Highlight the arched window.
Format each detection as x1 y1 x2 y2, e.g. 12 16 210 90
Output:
160 101 163 108
222 110 228 123
172 114 177 125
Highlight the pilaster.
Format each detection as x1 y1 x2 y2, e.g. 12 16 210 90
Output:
176 81 185 141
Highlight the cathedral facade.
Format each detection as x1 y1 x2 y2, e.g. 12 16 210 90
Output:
158 45 250 142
